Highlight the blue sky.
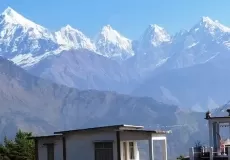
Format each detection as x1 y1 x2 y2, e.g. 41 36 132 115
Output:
1 0 230 39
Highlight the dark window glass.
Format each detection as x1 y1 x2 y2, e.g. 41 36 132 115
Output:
103 142 113 148
47 144 54 160
94 142 113 160
95 142 104 149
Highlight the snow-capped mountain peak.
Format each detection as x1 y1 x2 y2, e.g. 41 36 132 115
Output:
0 7 56 64
0 6 53 41
62 24 75 31
1 7 46 31
98 24 130 45
138 24 171 48
201 16 214 24
101 25 113 32
149 24 166 34
59 24 83 34
95 25 134 60
55 25 96 51
2 7 18 17
192 16 230 34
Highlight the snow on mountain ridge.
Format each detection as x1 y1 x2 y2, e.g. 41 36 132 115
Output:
54 24 96 51
0 7 58 63
0 7 53 40
95 25 134 60
192 16 230 35
0 7 98 67
134 24 171 55
99 25 131 45
2 6 230 71
140 24 171 47
2 7 42 28
201 16 230 32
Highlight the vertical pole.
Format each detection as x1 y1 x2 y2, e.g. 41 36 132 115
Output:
213 122 217 151
228 147 230 160
209 121 213 147
116 131 121 160
162 139 167 160
149 135 154 160
34 139 38 160
210 147 213 160
62 135 66 160
189 147 194 160
126 142 130 160
134 141 139 160
120 141 123 160
229 122 230 139
217 122 220 154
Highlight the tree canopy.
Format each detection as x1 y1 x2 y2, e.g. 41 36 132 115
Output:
176 155 185 160
0 130 35 160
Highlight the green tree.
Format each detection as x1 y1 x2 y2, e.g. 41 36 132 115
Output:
0 130 35 160
176 155 185 160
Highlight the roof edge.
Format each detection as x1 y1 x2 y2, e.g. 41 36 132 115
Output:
54 124 144 134
28 134 62 140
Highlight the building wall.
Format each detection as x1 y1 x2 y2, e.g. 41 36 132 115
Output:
65 131 117 160
120 131 150 141
37 137 63 160
36 131 166 160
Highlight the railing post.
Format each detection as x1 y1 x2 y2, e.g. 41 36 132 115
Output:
189 147 194 160
228 147 230 160
210 147 213 160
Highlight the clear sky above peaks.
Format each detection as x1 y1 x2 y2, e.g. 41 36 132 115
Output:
1 0 230 39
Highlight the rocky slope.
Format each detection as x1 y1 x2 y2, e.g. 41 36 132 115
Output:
28 49 139 93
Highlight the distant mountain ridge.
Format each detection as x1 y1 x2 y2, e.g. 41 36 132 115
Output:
1 7 230 111
3 7 230 69
2 7 230 71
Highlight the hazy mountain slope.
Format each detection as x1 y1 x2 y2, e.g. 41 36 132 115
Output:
28 49 140 93
0 56 206 158
133 62 230 111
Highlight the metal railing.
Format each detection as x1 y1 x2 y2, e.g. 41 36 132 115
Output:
189 147 230 160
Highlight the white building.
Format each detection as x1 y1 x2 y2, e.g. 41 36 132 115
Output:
189 110 230 160
31 124 169 160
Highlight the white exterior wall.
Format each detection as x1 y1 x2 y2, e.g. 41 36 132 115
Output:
36 131 167 160
37 137 63 160
120 132 149 141
65 131 117 160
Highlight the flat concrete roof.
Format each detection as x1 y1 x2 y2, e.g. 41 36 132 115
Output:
30 124 169 139
54 124 144 134
54 124 168 135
